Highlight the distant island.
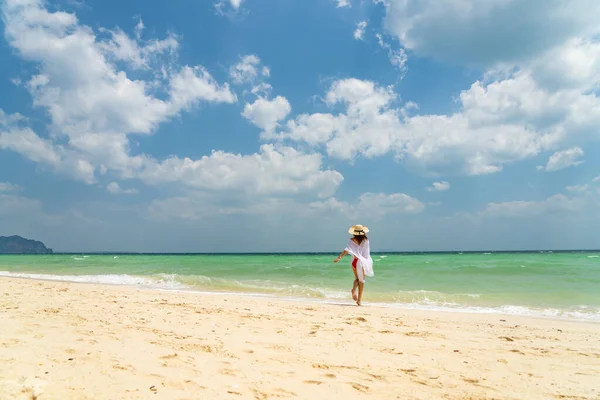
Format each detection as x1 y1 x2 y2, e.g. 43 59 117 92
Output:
0 235 53 254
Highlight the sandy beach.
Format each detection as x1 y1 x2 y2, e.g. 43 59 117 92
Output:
0 278 599 400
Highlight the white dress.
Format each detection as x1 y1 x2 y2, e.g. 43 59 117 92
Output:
344 238 374 283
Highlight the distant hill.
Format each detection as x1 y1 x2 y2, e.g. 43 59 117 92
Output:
0 235 53 254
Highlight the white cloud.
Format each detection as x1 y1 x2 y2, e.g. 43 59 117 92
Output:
251 83 273 97
229 55 270 85
150 189 423 223
426 181 450 192
107 182 138 195
566 184 589 193
539 147 584 172
272 78 554 176
480 194 587 219
354 21 367 40
0 1 343 206
309 192 425 220
169 66 237 110
375 34 408 76
380 0 600 66
2 0 236 147
242 96 291 133
140 144 343 199
593 176 600 182
98 22 179 70
336 0 350 8
0 0 238 183
264 4 600 180
230 0 243 9
0 116 96 184
0 182 20 192
215 0 245 14
354 192 425 217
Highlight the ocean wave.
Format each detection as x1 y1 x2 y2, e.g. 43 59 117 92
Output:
0 271 185 289
1 270 598 322
374 302 600 322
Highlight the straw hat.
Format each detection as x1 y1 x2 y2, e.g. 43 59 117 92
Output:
348 224 369 236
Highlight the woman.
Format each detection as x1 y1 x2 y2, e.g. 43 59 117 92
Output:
333 224 374 306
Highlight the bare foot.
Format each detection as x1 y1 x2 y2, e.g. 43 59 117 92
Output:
356 300 361 306
352 291 358 301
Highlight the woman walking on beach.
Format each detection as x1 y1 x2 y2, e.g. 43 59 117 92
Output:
333 225 374 306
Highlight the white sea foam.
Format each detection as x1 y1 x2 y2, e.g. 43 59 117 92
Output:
1 270 598 322
0 271 185 289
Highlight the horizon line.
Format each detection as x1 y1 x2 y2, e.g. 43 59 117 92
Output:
3 249 600 255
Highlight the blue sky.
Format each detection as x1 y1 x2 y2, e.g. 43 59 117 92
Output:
1 0 600 252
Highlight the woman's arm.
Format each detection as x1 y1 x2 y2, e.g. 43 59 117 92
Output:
333 250 348 263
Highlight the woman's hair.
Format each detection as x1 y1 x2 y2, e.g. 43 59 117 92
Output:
353 234 368 244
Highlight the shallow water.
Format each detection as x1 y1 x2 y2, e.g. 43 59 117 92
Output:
1 252 599 321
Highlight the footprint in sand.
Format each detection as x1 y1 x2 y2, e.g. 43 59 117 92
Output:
112 364 133 371
404 331 430 337
219 368 238 376
400 369 416 375
303 380 322 385
380 348 403 355
499 336 515 342
350 383 369 393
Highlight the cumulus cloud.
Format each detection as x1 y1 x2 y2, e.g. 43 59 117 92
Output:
140 144 343 199
336 0 350 8
376 33 408 76
380 0 600 66
215 0 245 15
538 148 585 172
229 55 270 85
271 78 555 176
0 0 343 205
151 188 424 223
98 21 179 70
0 182 20 192
354 21 367 40
107 182 138 195
566 184 589 193
261 1 600 181
309 192 425 220
0 0 239 183
0 112 96 184
480 194 587 219
426 181 450 192
242 96 291 133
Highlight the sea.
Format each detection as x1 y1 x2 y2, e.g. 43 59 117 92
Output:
1 252 599 322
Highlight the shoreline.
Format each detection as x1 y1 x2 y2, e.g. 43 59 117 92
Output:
2 274 599 325
1 277 600 399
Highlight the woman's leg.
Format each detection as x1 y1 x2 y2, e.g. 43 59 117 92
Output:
357 281 364 306
356 267 365 306
351 264 359 301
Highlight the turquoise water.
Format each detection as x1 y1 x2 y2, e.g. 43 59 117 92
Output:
1 252 599 321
